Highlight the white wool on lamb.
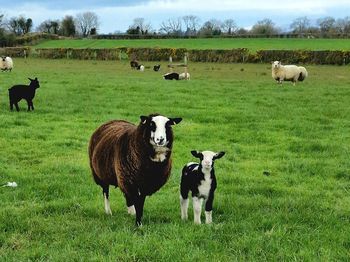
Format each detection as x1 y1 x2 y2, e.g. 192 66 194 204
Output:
179 72 190 80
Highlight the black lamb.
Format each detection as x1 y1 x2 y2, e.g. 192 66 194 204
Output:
8 77 40 112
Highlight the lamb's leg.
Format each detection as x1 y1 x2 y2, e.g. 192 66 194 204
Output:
205 193 215 224
180 188 189 220
15 102 19 112
9 99 13 111
30 101 34 111
102 186 112 215
26 100 31 111
125 194 135 215
193 197 203 224
134 194 146 227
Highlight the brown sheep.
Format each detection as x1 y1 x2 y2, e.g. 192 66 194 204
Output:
89 114 182 226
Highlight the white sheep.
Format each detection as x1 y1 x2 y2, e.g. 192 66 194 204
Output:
271 61 307 86
0 56 13 72
179 72 190 80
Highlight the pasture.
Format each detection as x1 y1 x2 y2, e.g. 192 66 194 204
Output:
34 38 350 52
0 58 350 261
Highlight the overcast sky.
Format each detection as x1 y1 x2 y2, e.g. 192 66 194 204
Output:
1 0 350 33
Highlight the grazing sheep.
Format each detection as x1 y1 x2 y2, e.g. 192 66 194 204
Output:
153 64 161 71
130 60 139 69
8 77 40 112
0 56 13 72
163 72 179 80
271 61 307 86
89 114 182 226
180 150 225 224
179 72 190 80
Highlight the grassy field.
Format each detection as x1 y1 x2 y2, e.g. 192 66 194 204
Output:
0 58 350 261
33 38 350 52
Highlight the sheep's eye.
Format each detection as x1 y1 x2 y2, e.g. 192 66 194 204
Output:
150 121 156 131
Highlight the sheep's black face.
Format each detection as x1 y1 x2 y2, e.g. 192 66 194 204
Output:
140 115 182 147
191 150 225 170
29 77 40 89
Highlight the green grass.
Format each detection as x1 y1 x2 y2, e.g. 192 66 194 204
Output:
33 38 350 52
1 58 350 261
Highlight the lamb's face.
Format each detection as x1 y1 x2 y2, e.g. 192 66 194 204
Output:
191 150 225 170
272 61 281 69
140 115 182 147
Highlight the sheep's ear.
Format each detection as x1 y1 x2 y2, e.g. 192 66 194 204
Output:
35 77 38 80
191 150 202 158
28 77 33 81
213 151 225 160
169 117 182 125
140 115 148 124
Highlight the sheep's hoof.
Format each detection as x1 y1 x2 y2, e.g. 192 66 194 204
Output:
136 221 143 227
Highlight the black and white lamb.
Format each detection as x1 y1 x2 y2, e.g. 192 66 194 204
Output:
8 77 40 111
89 113 182 226
153 64 161 71
180 150 225 224
163 72 179 80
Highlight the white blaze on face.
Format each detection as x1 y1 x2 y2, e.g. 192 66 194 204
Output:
201 151 217 170
150 115 170 147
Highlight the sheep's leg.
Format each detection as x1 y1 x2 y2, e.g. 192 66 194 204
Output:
30 101 34 111
26 100 31 111
193 197 203 224
125 194 136 215
9 99 13 111
205 193 215 224
15 102 20 112
180 187 189 220
134 194 146 227
102 186 112 215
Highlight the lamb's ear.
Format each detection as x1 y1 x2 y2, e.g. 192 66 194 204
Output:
191 150 202 158
140 115 148 124
169 117 182 125
35 77 38 80
28 77 33 81
213 151 225 160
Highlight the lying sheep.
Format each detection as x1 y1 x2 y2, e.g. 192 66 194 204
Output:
0 56 13 72
163 72 179 80
89 114 182 226
271 61 308 85
180 150 225 224
179 72 190 80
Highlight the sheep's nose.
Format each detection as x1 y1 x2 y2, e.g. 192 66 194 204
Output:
159 137 164 144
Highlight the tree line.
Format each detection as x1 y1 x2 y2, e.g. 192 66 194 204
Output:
1 12 350 45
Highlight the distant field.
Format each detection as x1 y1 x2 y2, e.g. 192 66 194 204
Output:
1 59 350 261
34 38 350 52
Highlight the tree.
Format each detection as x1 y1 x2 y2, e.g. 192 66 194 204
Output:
290 16 310 35
130 17 152 35
199 19 222 36
317 16 336 35
61 15 76 36
8 17 20 35
250 18 279 35
160 18 182 35
182 15 200 35
335 17 350 34
75 11 99 37
222 19 237 35
37 20 53 34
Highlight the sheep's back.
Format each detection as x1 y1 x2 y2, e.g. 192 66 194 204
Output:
89 120 136 187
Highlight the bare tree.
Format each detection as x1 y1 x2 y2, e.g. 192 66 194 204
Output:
317 16 336 35
290 16 310 35
182 15 200 35
131 17 152 34
222 19 237 35
160 17 182 35
75 11 99 37
37 20 53 34
335 17 350 34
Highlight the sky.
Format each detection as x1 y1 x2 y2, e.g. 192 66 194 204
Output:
1 0 350 33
